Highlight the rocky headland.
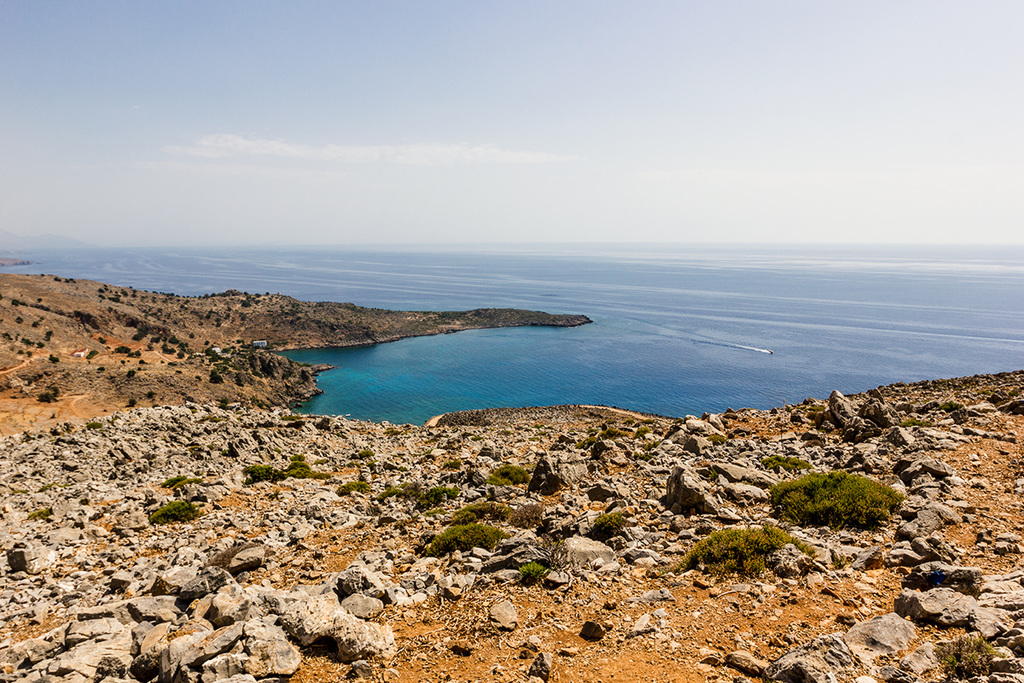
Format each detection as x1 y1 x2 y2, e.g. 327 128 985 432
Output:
1 369 1023 683
0 274 590 434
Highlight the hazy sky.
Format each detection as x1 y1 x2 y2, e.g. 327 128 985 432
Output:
2 1 1022 246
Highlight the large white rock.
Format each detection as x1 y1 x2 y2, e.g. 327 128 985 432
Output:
275 593 396 661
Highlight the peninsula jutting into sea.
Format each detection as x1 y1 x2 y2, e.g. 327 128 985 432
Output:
0 272 589 434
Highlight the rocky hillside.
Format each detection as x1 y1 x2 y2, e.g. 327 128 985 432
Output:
0 274 590 434
1 370 1022 683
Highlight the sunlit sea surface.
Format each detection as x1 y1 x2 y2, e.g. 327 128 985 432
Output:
11 244 1024 424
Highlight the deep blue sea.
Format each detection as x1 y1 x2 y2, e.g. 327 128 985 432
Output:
7 244 1023 424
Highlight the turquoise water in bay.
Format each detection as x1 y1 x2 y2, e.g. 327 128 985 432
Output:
10 244 1024 424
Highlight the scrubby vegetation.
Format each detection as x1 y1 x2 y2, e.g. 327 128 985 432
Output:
682 525 812 577
937 634 1002 679
509 502 544 529
761 455 812 471
425 523 508 557
593 512 626 538
377 482 460 509
519 561 550 584
149 501 202 525
243 455 330 485
160 476 202 489
337 481 370 496
770 471 903 530
451 501 512 525
417 486 461 509
27 507 52 521
487 464 530 486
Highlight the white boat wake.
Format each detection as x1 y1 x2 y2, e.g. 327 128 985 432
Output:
691 339 774 354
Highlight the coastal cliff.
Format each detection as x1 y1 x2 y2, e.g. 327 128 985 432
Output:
0 273 590 433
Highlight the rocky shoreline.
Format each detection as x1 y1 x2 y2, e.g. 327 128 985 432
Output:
0 274 591 434
1 369 1023 682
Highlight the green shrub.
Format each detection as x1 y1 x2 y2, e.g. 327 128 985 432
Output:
598 427 627 440
377 485 405 502
900 418 931 428
593 512 626 538
487 464 530 486
708 434 727 444
682 525 812 577
355 449 375 459
149 501 202 525
761 455 812 472
442 459 463 470
27 506 52 521
937 634 1002 679
337 481 370 496
519 561 550 584
243 458 329 486
283 459 330 480
451 501 512 525
937 401 965 413
770 471 903 530
425 523 509 557
418 486 460 509
633 426 651 439
160 476 202 489
243 464 286 485
575 435 597 449
85 421 103 430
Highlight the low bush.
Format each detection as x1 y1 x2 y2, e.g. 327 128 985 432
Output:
149 501 202 525
682 525 812 577
160 476 202 489
509 502 544 529
337 481 370 496
442 459 463 470
451 501 512 525
770 471 903 530
27 507 52 521
244 464 286 485
519 561 550 584
425 523 508 557
418 486 460 509
761 455 812 472
901 418 931 428
575 435 597 449
85 421 103 430
937 634 1002 679
282 458 330 481
244 456 329 485
487 464 530 486
593 512 626 538
937 401 965 413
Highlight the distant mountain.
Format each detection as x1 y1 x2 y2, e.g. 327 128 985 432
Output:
0 229 91 251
